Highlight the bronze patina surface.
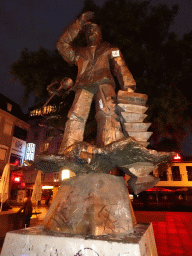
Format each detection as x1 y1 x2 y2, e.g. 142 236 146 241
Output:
35 137 174 194
56 11 136 152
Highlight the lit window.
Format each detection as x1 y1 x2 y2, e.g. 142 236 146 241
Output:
62 169 70 180
44 143 49 151
7 103 12 112
54 172 59 182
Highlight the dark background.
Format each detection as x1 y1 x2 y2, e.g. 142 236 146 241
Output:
1 0 192 113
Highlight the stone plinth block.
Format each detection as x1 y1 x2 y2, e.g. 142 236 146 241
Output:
124 122 151 132
128 175 160 195
117 103 148 114
128 132 153 142
121 112 147 123
43 173 136 236
1 223 158 256
117 91 148 106
122 162 158 177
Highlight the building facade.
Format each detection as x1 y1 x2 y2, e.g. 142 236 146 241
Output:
0 94 30 174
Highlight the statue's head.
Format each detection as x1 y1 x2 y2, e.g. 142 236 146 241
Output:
83 22 102 46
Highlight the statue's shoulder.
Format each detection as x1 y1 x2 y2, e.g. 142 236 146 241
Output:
101 42 114 51
102 42 120 55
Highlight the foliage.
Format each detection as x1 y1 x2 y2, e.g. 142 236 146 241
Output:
10 47 77 105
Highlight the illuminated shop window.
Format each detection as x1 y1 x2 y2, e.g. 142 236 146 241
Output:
25 143 36 161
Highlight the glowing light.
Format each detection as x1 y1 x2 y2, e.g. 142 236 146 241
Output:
21 182 25 188
14 177 21 182
42 186 53 189
173 154 182 161
62 169 70 180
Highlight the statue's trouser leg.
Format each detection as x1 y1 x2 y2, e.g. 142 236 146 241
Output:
58 89 94 154
95 84 124 147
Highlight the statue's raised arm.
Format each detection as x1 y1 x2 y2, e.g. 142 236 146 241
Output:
56 12 94 65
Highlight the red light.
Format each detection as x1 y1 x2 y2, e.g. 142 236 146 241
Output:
14 177 21 182
173 154 182 161
10 159 20 166
21 182 25 188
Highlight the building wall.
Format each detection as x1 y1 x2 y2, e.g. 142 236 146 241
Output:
156 162 192 187
26 117 63 157
0 108 30 173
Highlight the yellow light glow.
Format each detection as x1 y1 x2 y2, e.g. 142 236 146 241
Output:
62 169 70 180
42 186 53 189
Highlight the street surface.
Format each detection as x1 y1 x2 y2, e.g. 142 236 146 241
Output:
1 207 192 255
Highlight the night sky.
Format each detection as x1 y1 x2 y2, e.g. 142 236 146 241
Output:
1 0 192 114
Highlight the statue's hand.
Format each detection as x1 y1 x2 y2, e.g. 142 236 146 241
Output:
59 77 74 91
80 11 94 25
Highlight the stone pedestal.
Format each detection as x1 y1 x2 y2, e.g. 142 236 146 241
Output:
43 173 136 236
117 91 152 147
1 174 159 256
1 223 158 256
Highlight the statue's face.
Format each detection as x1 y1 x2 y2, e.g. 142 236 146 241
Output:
85 24 102 45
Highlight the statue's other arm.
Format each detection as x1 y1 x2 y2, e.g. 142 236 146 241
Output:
57 12 94 65
111 49 136 92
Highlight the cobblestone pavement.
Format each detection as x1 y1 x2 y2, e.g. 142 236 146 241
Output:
136 211 192 256
1 209 192 255
152 212 192 256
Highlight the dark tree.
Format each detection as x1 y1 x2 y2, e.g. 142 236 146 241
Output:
10 47 77 105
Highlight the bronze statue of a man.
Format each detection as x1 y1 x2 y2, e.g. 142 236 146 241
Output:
57 12 136 154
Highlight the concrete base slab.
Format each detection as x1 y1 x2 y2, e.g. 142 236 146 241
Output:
1 223 158 256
